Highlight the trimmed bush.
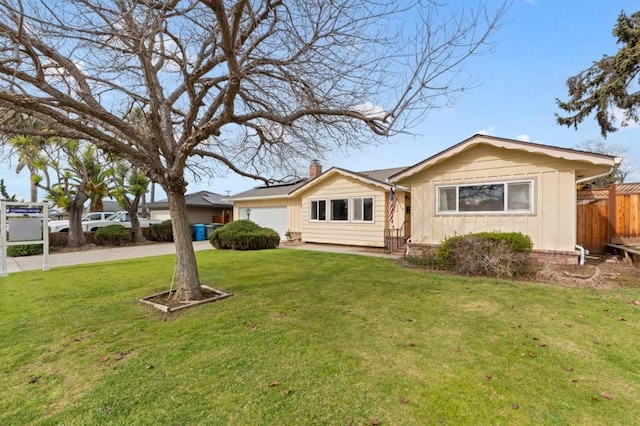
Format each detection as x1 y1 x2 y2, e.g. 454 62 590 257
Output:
209 220 280 250
7 244 43 257
94 224 129 246
149 220 173 242
149 220 195 242
434 232 534 279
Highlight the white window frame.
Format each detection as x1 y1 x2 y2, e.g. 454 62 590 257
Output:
330 198 349 221
351 197 374 223
436 180 534 214
310 199 327 222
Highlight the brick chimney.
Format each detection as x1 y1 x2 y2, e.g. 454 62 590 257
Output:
309 160 322 179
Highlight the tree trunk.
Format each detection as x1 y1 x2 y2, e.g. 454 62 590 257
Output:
67 204 86 247
29 168 38 203
165 187 202 301
127 197 145 243
91 198 104 212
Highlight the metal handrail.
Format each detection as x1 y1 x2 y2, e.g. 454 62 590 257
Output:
384 220 409 254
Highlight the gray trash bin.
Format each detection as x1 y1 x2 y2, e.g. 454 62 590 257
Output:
204 224 215 238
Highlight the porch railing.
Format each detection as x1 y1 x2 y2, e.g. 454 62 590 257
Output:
384 221 409 254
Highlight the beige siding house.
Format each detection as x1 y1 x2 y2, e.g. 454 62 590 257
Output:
389 134 617 263
230 134 616 263
229 162 405 246
289 167 406 247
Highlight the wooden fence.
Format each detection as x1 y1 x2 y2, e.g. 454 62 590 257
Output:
577 184 640 253
577 189 609 253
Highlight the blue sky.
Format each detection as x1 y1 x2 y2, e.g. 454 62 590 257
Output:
2 0 639 202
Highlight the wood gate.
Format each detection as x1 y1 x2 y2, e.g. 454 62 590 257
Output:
577 184 640 254
577 189 609 253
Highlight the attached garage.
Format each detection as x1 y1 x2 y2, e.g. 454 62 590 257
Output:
246 207 287 240
230 180 307 243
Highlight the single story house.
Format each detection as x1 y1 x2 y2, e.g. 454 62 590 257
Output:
144 190 233 224
230 135 617 264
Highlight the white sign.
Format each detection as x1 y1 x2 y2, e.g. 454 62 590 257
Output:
9 217 42 241
1 200 50 277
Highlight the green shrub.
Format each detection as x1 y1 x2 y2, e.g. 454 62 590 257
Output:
149 220 195 242
149 220 173 242
7 244 43 257
209 220 280 250
94 225 129 246
434 232 534 279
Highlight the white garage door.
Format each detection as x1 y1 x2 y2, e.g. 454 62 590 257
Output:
247 207 287 241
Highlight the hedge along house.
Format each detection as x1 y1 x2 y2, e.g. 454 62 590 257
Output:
229 161 409 245
389 134 617 264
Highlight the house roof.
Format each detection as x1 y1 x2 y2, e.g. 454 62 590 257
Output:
288 166 406 197
389 134 617 183
145 190 233 209
229 179 308 201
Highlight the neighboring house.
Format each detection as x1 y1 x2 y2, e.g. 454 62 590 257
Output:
230 134 617 264
97 200 121 212
144 190 233 224
389 134 616 264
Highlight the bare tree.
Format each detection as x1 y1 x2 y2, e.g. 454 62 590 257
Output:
0 0 508 301
575 140 633 188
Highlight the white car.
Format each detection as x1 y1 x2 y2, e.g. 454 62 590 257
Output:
48 212 116 233
82 211 161 232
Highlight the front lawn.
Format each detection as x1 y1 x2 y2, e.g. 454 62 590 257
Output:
1 249 639 425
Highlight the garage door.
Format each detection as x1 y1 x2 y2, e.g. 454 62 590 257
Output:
247 207 287 241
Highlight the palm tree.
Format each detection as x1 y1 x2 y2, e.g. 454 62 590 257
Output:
9 116 47 202
85 154 113 212
112 162 150 243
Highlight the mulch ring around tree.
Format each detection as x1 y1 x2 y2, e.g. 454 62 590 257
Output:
140 285 232 313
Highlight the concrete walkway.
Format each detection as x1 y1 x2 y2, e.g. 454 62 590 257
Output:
2 241 399 275
2 240 214 274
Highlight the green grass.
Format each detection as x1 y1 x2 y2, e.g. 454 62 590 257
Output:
1 249 639 425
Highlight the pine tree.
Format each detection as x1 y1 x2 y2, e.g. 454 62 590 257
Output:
556 11 640 137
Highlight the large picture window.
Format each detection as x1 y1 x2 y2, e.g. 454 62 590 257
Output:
437 180 533 213
352 197 374 222
310 200 326 221
330 199 349 221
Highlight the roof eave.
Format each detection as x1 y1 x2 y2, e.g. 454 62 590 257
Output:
289 167 391 197
389 134 617 183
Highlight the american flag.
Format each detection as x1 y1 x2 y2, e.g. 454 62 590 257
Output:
388 188 397 226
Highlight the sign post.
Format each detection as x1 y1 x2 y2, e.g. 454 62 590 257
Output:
1 200 50 277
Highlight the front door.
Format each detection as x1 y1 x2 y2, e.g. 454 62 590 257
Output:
404 194 411 238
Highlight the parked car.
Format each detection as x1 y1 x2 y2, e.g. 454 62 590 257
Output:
82 211 162 232
48 212 116 233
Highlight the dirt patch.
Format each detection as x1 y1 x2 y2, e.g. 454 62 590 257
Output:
536 255 640 289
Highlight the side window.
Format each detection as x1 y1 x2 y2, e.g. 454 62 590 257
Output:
310 200 326 221
352 197 374 222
